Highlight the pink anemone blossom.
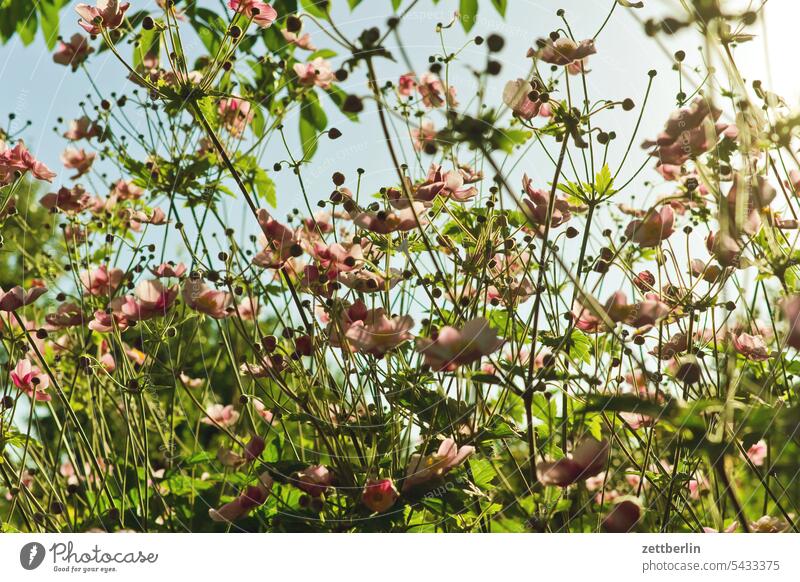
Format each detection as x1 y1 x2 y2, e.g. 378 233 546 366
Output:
10 359 51 402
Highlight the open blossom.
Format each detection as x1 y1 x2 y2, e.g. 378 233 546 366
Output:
294 465 334 497
414 164 477 202
416 317 503 371
88 305 129 333
531 37 597 66
0 286 47 312
403 438 474 491
522 174 572 229
80 265 124 296
110 179 144 201
209 471 274 522
182 279 233 319
0 140 57 185
119 279 178 321
624 205 674 247
417 72 457 108
344 308 414 356
151 262 187 278
40 185 90 213
218 98 253 136
731 332 770 361
536 437 609 487
293 57 335 89
353 202 429 234
202 404 240 428
76 1 130 35
573 292 633 333
362 479 399 513
643 97 726 168
53 34 94 70
746 440 768 467
61 147 95 178
10 359 51 402
281 28 315 50
228 0 277 28
64 116 101 141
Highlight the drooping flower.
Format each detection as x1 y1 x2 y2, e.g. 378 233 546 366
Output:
0 286 47 312
642 97 725 168
624 205 674 247
536 437 609 487
281 28 315 50
40 185 90 213
344 308 414 356
80 265 124 297
182 279 233 319
503 79 544 119
88 303 129 333
228 0 277 28
411 119 437 152
150 262 187 278
53 33 94 70
414 164 477 202
601 497 642 532
294 465 334 497
403 438 474 491
209 471 274 522
110 179 144 201
45 302 86 329
0 140 57 185
417 72 457 108
294 57 335 89
75 0 131 34
746 440 768 467
397 73 417 96
416 317 503 371
201 404 240 428
531 37 597 66
118 279 178 321
64 116 102 141
522 174 572 230
362 479 399 513
61 147 95 178
626 293 670 328
128 207 167 226
10 359 51 402
731 332 770 361
218 98 254 136
782 295 800 350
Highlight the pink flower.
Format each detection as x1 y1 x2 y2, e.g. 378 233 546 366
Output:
128 207 167 226
411 119 437 152
532 37 597 66
150 262 187 278
403 438 474 491
228 0 277 28
0 140 56 185
80 265 124 296
536 437 609 487
397 73 417 96
417 72 457 108
352 202 429 234
642 97 724 168
45 302 85 329
416 317 503 371
625 205 674 247
414 164 477 202
731 332 770 361
88 304 129 333
362 479 399 513
10 359 51 402
502 79 543 120
572 292 632 333
295 465 333 497
40 185 90 213
119 279 178 321
218 98 254 136
522 174 572 229
235 297 260 320
61 147 95 178
64 116 101 141
110 179 144 201
254 209 298 267
746 440 768 467
75 0 130 35
201 404 240 428
0 286 47 312
293 57 335 89
626 293 670 328
281 28 315 50
209 472 274 522
601 497 642 532
703 522 739 533
53 34 94 71
182 280 233 319
344 308 414 356
252 399 275 424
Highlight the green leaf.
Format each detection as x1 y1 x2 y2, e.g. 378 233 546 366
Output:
299 114 318 159
300 0 329 19
491 0 508 16
347 0 363 8
303 91 328 131
254 167 277 207
594 164 614 197
38 1 61 50
459 0 478 32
